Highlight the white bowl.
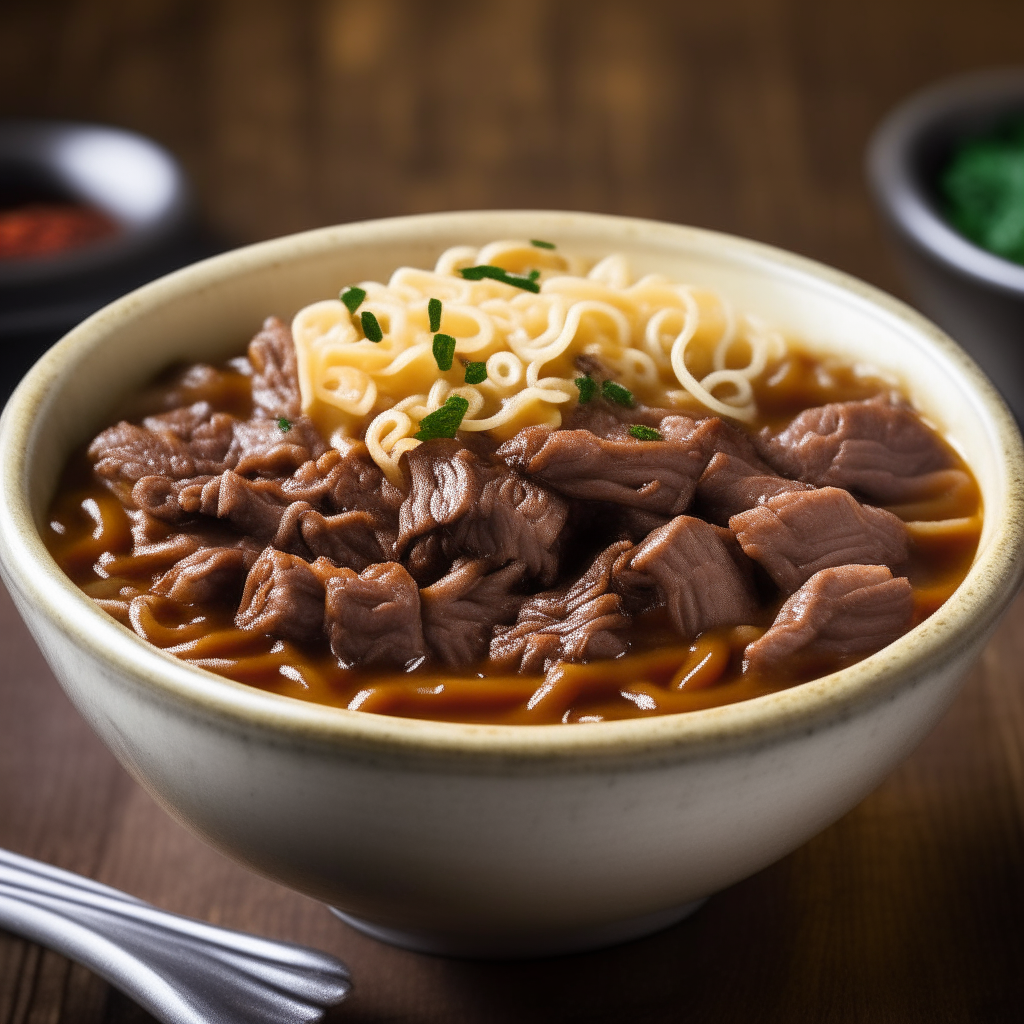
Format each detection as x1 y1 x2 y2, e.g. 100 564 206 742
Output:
1 211 1022 958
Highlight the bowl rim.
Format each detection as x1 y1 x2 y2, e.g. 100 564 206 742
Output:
867 66 1024 297
2 209 1023 767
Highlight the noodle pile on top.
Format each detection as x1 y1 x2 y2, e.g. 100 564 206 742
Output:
291 240 786 483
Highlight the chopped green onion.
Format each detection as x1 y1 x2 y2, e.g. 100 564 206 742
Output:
432 333 457 371
428 297 442 332
530 239 556 249
628 424 661 441
574 376 597 403
459 265 541 293
340 286 366 313
277 416 292 432
414 395 470 440
464 361 487 384
361 310 383 342
528 269 540 282
602 379 634 407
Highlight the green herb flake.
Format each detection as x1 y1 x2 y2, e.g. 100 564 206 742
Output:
414 395 470 441
459 265 541 293
340 286 366 314
277 416 292 432
574 375 597 403
428 297 442 332
464 361 487 385
628 424 661 441
361 310 383 342
531 239 556 249
432 333 457 371
602 379 635 408
528 269 541 282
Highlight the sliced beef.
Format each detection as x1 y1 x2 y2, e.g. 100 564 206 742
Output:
757 394 958 503
298 508 394 569
232 415 328 476
324 562 426 669
490 541 632 673
235 548 327 643
398 441 567 583
729 487 909 593
325 437 404 517
248 316 302 420
614 516 758 637
496 425 704 517
153 544 260 605
744 564 914 673
697 451 812 525
565 401 680 439
420 559 528 667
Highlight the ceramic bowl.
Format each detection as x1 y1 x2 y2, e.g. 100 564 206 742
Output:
1 211 1022 959
867 68 1024 423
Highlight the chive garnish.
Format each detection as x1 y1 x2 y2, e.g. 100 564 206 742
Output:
414 395 470 440
575 376 597 403
361 310 383 342
428 297 442 332
530 239 556 249
602 379 634 407
340 286 366 313
628 424 661 441
459 265 541 293
432 333 457 371
528 269 540 281
277 416 292 432
464 361 487 385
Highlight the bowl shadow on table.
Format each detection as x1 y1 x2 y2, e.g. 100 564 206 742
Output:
320 662 1024 1024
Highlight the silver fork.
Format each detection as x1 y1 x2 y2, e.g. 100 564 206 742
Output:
0 847 352 1024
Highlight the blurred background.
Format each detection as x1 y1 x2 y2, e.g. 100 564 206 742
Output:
4 0 1023 294
4 3 1024 1023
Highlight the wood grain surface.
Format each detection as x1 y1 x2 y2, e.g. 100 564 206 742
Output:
2 1 1024 1021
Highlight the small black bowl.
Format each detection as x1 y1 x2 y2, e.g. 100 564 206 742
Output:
867 68 1024 422
0 120 204 396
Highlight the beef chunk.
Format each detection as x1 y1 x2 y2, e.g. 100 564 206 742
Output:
565 401 681 439
90 418 217 489
232 415 328 476
324 562 426 669
398 441 567 583
757 395 956 503
235 548 326 643
614 516 758 637
325 437 404 516
420 559 528 667
152 544 259 605
496 426 703 517
248 316 302 420
697 451 812 524
490 542 632 673
298 509 394 569
744 565 914 673
730 487 909 593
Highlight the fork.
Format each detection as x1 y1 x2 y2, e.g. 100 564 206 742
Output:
0 847 352 1024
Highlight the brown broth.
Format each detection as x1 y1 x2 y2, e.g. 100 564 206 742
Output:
44 353 983 726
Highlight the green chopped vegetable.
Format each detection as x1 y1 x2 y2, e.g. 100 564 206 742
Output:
628 424 661 441
428 297 442 332
459 265 541 293
528 269 540 281
361 310 383 342
340 286 366 313
942 119 1024 265
414 395 470 440
601 379 635 407
464 361 487 384
575 375 597 403
530 239 556 249
277 416 292 432
432 333 457 371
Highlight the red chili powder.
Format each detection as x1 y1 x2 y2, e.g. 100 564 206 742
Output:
0 202 118 260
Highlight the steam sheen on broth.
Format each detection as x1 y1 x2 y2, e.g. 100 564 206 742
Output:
45 242 982 725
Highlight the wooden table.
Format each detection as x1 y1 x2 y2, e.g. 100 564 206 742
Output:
3 1 1024 1020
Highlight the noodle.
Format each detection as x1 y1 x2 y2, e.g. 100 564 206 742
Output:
292 241 777 483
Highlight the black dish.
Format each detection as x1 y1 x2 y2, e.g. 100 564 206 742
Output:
0 120 207 398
